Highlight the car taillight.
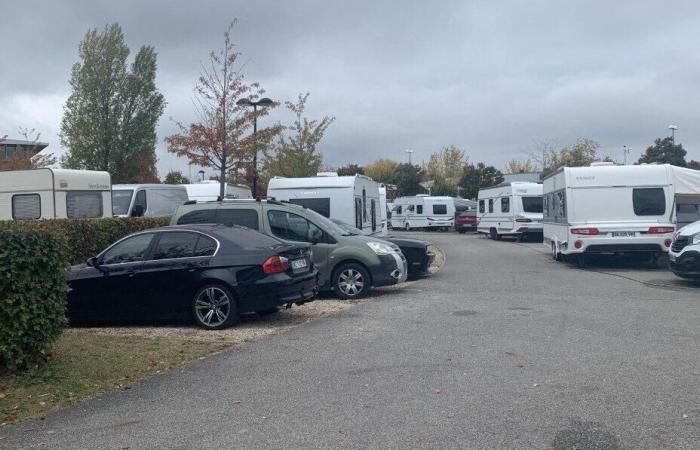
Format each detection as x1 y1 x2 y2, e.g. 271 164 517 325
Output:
262 256 289 274
571 227 600 235
648 226 674 234
515 218 532 223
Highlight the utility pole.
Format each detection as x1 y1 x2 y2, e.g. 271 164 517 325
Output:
406 149 414 165
669 125 678 145
623 145 631 165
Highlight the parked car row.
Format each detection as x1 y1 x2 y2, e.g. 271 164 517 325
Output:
68 198 439 329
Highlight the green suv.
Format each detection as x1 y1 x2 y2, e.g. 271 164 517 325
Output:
171 200 408 299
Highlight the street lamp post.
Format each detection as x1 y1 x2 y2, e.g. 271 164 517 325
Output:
406 149 414 165
669 125 678 145
237 97 274 196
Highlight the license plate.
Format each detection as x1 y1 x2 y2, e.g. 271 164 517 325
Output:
291 259 307 270
611 231 635 237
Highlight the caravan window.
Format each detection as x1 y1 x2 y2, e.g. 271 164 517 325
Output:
633 188 665 216
416 205 423 214
479 200 485 213
501 197 510 213
488 199 494 213
288 198 331 217
522 196 543 213
433 204 447 215
67 192 103 218
12 194 41 220
393 205 402 215
407 205 415 212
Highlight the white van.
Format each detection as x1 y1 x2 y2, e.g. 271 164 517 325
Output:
477 182 543 240
0 168 111 220
390 195 456 231
543 163 700 261
183 180 253 202
112 184 189 217
267 173 381 234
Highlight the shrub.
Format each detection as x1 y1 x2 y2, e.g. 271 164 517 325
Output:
0 217 170 265
0 229 68 370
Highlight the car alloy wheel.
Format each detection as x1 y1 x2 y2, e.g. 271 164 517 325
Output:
334 263 371 299
192 285 238 329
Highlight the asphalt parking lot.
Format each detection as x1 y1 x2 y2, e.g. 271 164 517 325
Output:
2 232 700 449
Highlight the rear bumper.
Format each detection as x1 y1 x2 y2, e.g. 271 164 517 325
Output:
669 250 700 279
557 235 671 255
239 269 319 311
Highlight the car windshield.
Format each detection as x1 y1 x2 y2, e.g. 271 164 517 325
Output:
331 219 370 236
301 207 352 236
112 189 134 215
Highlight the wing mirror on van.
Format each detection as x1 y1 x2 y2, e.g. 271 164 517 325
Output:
131 204 145 217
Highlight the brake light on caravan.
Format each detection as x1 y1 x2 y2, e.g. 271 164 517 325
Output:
571 227 600 235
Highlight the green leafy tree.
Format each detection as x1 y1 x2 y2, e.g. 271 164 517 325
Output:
459 162 503 199
164 170 190 184
431 177 458 196
637 137 688 166
504 158 538 174
337 164 365 176
688 160 700 170
423 145 467 186
394 163 423 196
541 138 601 178
60 23 165 183
261 93 334 180
364 158 399 184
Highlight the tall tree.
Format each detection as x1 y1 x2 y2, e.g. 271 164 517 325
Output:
261 93 334 179
504 158 538 174
423 145 467 185
60 23 165 183
459 162 503 199
394 163 423 196
541 138 601 177
166 22 279 199
364 158 399 184
336 164 365 176
637 137 688 167
164 170 190 184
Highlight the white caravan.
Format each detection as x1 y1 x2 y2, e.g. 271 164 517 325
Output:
112 184 189 217
390 195 456 230
183 180 252 202
477 182 543 240
543 163 700 261
267 173 381 233
0 168 111 220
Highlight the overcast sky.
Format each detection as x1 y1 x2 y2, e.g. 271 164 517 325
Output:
2 0 700 177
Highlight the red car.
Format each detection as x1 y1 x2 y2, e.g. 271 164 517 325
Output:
455 199 478 233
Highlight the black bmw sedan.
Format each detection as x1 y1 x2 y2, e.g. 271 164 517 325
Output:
331 220 436 278
68 224 318 330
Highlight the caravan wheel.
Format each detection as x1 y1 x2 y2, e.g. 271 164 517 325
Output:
489 228 499 240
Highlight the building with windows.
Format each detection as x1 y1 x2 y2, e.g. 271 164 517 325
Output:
0 139 49 162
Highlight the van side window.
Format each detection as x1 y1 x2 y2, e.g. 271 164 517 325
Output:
67 192 103 218
268 210 322 242
177 209 217 225
479 200 485 213
433 204 447 215
501 197 510 213
633 188 665 216
216 209 259 229
416 205 423 214
488 199 494 213
12 194 41 219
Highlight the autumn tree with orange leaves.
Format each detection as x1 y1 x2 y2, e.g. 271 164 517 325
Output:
0 127 56 171
166 22 280 199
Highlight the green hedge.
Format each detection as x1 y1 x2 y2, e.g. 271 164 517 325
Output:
0 217 170 265
0 229 68 370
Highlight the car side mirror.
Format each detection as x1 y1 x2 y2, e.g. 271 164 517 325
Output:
131 204 145 217
86 257 97 267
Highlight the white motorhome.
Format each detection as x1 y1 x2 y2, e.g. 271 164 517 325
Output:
0 168 111 220
112 184 189 217
477 182 543 240
267 173 381 233
543 163 700 262
390 195 456 231
183 180 253 202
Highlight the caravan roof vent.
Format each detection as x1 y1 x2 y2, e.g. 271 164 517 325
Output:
590 161 615 167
